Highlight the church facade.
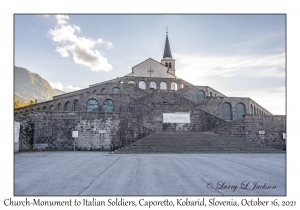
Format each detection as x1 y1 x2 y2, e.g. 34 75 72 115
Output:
14 33 286 152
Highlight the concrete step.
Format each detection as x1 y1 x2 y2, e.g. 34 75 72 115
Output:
115 131 284 154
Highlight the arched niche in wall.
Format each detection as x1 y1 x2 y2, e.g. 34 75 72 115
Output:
160 82 167 90
101 88 107 94
222 102 232 120
64 101 71 111
171 82 177 90
56 103 62 111
112 87 121 94
73 100 79 111
236 103 246 120
149 81 156 89
86 99 98 112
128 81 135 86
139 81 146 90
197 91 205 102
102 99 114 112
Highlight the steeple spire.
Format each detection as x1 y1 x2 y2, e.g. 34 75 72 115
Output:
163 29 172 58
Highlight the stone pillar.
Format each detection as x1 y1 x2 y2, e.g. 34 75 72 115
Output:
14 122 20 153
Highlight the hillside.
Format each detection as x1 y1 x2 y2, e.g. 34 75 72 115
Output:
14 66 58 103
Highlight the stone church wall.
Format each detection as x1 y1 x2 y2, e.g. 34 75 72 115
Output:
137 90 196 107
215 115 286 149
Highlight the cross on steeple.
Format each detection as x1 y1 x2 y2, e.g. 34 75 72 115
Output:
147 67 154 77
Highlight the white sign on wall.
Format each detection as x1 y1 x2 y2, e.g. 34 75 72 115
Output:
72 131 78 138
14 122 20 143
163 113 190 123
259 130 265 135
99 130 106 134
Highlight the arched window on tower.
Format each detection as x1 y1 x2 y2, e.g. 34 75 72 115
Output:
165 63 168 67
169 62 172 69
101 88 107 94
222 102 232 120
102 99 114 112
73 100 79 111
171 82 177 90
139 81 146 90
112 87 121 94
160 82 167 90
86 99 98 112
197 91 205 102
236 103 246 120
64 101 71 111
49 105 54 111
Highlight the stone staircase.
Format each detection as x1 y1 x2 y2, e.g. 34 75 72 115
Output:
114 131 284 153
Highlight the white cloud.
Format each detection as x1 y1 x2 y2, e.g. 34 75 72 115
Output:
55 47 69 57
106 41 113 49
64 85 82 92
49 15 113 72
49 81 64 91
50 81 82 93
56 15 69 25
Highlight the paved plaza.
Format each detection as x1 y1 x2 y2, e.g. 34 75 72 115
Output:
14 152 286 196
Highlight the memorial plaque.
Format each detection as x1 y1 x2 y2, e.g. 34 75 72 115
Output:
99 130 106 134
72 131 78 138
163 113 190 123
282 133 286 140
259 130 265 135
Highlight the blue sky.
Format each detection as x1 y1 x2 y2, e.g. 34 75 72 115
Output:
14 14 285 114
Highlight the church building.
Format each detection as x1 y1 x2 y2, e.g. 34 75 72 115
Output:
14 32 286 153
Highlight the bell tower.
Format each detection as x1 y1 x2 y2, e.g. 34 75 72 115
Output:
161 28 175 76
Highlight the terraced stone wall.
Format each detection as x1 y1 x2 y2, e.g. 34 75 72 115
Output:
197 97 272 120
14 111 153 151
216 115 286 149
140 105 226 132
